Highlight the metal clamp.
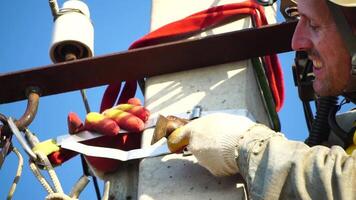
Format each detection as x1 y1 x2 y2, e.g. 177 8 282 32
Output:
7 117 37 161
183 105 203 156
189 105 202 120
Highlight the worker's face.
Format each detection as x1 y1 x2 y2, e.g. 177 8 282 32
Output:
291 0 351 96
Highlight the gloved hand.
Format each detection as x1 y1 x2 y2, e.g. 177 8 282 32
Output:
48 98 150 176
167 113 256 176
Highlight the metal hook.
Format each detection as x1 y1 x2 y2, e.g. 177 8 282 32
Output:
0 88 40 167
16 87 40 130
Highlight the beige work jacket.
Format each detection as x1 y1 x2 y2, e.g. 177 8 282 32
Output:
236 124 356 200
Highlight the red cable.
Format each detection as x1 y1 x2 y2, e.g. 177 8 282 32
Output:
117 80 137 105
100 82 121 112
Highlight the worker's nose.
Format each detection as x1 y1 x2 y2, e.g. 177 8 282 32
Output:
291 20 312 51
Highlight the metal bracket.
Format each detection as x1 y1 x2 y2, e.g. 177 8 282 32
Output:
0 21 297 104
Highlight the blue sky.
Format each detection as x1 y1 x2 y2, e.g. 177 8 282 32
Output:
0 1 308 199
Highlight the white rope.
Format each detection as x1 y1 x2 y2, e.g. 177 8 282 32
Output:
36 152 64 193
46 193 77 200
24 129 92 199
69 175 90 199
6 148 24 200
28 151 65 195
29 151 94 199
29 160 55 194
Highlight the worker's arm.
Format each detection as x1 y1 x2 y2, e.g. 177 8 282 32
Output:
237 124 356 200
169 113 356 200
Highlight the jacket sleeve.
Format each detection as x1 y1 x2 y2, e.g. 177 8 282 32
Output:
235 124 356 200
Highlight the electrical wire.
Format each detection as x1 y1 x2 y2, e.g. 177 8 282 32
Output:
306 96 338 146
78 89 102 200
6 148 23 200
48 0 59 19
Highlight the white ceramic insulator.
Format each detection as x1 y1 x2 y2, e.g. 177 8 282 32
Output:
50 0 94 63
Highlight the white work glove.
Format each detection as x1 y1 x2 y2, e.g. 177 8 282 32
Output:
167 113 256 176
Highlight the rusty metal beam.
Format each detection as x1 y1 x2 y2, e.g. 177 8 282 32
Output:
0 21 297 104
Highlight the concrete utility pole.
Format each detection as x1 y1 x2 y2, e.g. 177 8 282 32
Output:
109 1 278 199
